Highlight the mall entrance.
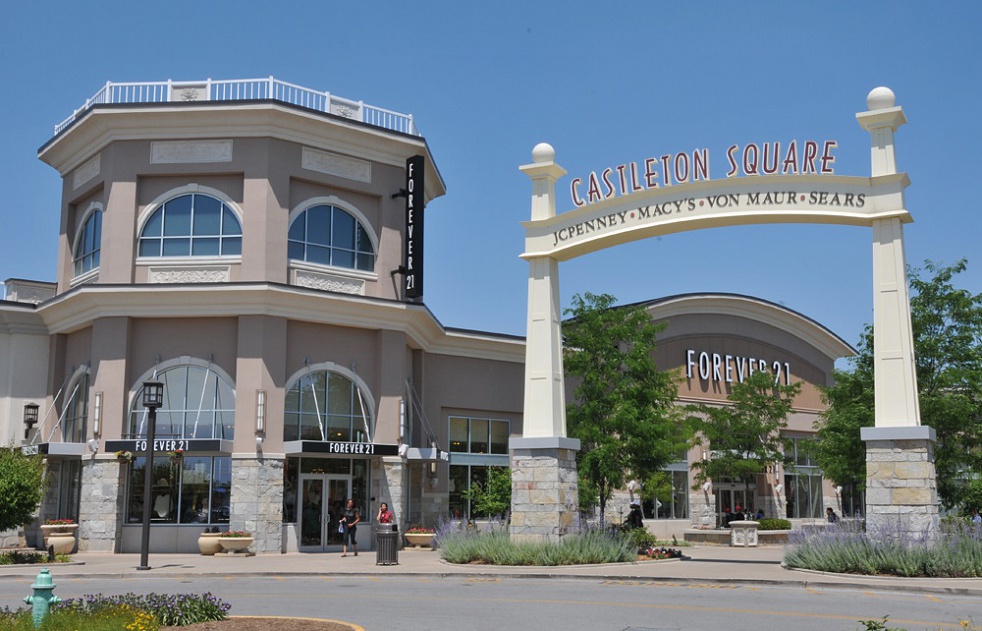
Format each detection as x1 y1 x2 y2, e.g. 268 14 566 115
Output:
714 483 756 527
299 474 350 551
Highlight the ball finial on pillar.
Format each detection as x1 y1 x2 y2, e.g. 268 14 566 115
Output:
866 87 896 111
531 142 555 164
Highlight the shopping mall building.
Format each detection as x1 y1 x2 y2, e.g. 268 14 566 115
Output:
0 79 852 554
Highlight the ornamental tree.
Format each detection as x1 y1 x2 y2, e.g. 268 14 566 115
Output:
688 369 801 505
0 445 47 532
814 259 982 510
563 292 688 525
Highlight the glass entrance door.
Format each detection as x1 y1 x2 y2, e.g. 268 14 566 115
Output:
714 484 755 527
299 474 351 551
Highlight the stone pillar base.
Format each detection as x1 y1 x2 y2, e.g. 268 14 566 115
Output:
861 426 940 541
509 437 580 544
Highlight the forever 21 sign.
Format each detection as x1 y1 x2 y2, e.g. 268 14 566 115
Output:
404 155 424 300
105 438 221 453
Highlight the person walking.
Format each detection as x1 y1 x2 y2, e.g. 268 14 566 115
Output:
340 498 361 557
826 507 840 523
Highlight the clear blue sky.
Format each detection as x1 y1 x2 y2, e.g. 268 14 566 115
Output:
2 2 979 362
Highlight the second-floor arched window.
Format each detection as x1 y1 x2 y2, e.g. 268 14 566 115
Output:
288 204 375 272
138 193 242 258
74 208 102 276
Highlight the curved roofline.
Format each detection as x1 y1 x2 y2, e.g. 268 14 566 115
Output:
626 292 856 361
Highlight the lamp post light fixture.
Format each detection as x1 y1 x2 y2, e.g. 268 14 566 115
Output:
138 381 163 571
23 403 39 440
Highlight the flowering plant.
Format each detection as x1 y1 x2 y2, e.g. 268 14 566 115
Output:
167 449 184 459
44 518 75 526
115 450 134 461
642 546 683 560
406 526 434 534
218 530 252 538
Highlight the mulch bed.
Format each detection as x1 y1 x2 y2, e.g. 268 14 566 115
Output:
162 617 358 631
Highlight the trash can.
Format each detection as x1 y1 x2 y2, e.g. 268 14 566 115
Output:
376 523 399 565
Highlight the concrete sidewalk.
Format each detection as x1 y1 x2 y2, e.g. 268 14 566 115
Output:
1 545 980 596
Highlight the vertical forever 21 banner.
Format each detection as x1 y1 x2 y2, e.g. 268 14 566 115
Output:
405 155 425 300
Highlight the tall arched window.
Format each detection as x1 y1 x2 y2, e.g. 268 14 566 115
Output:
284 369 374 442
129 364 235 439
74 209 102 276
62 370 90 443
126 363 234 526
288 204 375 272
138 193 242 258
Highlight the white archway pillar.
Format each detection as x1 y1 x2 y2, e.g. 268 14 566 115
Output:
858 87 939 539
510 143 580 543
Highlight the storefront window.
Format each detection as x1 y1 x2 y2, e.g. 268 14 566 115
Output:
125 455 231 525
449 416 510 454
784 438 823 519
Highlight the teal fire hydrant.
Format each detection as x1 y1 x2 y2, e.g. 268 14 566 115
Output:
23 568 61 628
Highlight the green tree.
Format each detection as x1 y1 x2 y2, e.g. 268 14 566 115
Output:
462 466 511 520
814 259 982 509
688 369 801 503
0 445 47 532
563 292 687 525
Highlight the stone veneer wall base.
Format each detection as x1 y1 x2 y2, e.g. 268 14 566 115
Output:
231 455 284 553
509 439 579 544
862 426 940 542
77 458 126 552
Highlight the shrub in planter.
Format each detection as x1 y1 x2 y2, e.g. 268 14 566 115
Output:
624 527 658 552
757 518 791 531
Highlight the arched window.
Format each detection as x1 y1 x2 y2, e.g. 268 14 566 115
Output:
288 205 375 272
129 363 235 439
62 370 90 443
74 209 102 276
138 193 242 258
284 369 374 442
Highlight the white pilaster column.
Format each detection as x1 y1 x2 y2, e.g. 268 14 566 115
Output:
858 88 937 541
512 143 580 544
518 143 571 440
857 87 921 428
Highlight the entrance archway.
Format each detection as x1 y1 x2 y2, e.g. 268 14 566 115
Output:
510 87 938 542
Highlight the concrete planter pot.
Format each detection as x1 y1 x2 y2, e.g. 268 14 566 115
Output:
404 533 435 548
198 532 224 555
217 536 254 553
39 524 77 554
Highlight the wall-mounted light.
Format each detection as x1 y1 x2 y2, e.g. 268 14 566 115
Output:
23 403 39 440
702 481 712 492
92 391 103 437
835 485 843 495
255 389 266 434
774 484 783 494
87 438 99 453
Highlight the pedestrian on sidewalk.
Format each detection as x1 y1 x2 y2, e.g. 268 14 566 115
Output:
340 499 361 557
377 502 393 524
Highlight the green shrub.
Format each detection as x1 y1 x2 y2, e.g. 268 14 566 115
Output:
784 523 982 577
757 518 791 531
55 592 230 627
436 524 635 565
624 527 658 552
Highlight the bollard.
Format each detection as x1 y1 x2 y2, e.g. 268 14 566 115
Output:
23 568 61 628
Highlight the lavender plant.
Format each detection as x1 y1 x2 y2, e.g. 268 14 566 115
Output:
785 521 982 577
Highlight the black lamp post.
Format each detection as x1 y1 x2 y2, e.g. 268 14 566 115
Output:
23 403 39 440
138 381 164 571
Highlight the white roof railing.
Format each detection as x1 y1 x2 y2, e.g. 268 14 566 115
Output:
53 77 418 137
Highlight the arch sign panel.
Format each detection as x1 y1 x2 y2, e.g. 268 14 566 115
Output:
517 87 922 443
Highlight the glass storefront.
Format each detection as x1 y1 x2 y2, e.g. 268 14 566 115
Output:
124 456 231 525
